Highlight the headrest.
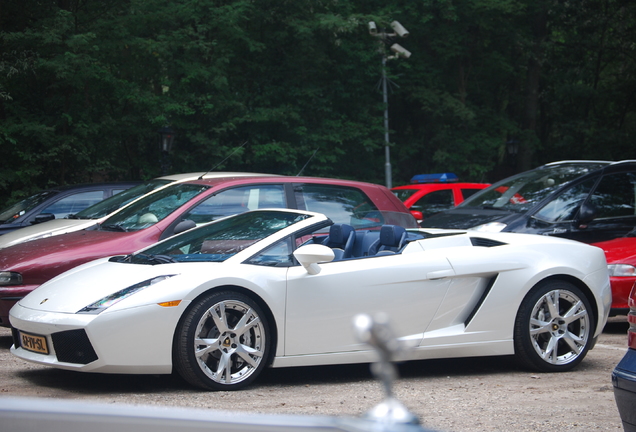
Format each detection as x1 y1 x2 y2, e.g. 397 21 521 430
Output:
329 223 354 244
379 225 406 247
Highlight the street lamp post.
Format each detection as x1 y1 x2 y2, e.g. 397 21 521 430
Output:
369 20 411 189
158 126 176 175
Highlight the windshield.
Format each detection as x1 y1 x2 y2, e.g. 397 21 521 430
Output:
127 210 312 263
99 183 209 232
0 191 57 224
459 163 608 213
73 179 172 220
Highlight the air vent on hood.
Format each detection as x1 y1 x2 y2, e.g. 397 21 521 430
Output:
470 237 507 247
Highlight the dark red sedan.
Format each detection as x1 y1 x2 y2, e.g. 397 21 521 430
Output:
0 175 414 326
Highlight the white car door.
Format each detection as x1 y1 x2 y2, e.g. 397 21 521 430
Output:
284 251 454 356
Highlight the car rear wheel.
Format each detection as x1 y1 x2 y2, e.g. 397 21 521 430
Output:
174 291 270 390
514 280 594 372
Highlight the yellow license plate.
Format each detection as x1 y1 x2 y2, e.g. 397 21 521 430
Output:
19 331 49 355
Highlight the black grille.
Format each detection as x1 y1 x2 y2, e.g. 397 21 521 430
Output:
11 327 20 348
51 329 98 364
470 237 507 247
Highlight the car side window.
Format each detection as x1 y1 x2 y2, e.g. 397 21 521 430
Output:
40 191 105 219
587 172 636 219
182 185 286 225
534 178 596 223
461 188 482 200
294 184 379 228
412 190 454 218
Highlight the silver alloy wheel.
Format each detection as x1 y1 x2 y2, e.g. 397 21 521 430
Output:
193 299 266 385
528 288 591 366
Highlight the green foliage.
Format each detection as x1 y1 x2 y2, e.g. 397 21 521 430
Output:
1 0 635 203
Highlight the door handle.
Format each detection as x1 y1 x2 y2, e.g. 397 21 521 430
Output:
427 269 455 280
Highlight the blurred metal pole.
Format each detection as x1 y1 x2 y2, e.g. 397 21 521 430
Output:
382 56 392 189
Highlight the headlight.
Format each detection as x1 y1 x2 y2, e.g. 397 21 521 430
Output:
77 275 176 314
468 222 507 233
0 271 23 286
608 264 636 277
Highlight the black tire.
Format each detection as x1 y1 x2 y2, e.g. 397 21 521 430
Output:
514 280 595 372
174 290 270 391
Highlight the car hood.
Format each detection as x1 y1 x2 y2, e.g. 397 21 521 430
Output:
593 237 636 264
0 219 95 250
421 208 513 229
0 228 154 277
18 259 189 314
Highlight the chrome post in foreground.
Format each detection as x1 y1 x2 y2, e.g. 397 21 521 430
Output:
353 313 420 426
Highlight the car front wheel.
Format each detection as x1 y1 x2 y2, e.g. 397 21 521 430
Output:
514 280 595 372
174 291 270 390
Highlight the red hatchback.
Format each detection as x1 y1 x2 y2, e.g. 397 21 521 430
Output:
0 175 414 326
392 173 489 223
593 236 636 315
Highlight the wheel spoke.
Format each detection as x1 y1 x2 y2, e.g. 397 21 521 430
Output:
544 290 560 319
194 337 220 358
232 308 260 336
211 302 230 333
215 351 232 383
562 331 583 355
540 334 559 362
530 318 551 335
235 344 263 368
562 300 587 324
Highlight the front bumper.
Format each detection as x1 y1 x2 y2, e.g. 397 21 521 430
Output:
9 302 183 374
612 348 636 432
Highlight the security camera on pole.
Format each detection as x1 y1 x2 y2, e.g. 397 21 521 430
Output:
368 20 411 189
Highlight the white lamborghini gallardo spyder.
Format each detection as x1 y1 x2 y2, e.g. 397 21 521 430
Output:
10 209 611 390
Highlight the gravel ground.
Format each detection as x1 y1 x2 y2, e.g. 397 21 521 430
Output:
0 317 629 432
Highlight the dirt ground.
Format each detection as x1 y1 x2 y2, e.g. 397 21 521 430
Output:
0 317 630 432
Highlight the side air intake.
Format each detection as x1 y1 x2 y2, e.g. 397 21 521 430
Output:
470 237 507 247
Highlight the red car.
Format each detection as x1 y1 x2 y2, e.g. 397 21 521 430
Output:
592 236 636 315
0 175 414 326
391 173 490 223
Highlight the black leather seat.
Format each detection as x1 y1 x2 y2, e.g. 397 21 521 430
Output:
367 225 407 256
322 223 355 260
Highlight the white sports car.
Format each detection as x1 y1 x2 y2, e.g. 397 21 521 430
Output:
9 209 612 391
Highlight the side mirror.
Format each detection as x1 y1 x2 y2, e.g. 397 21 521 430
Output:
409 210 423 223
293 244 335 275
174 219 196 235
31 213 55 225
578 203 597 225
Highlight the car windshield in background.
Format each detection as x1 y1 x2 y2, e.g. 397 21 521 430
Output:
460 163 609 213
72 179 172 220
100 183 209 232
128 210 313 264
0 191 57 224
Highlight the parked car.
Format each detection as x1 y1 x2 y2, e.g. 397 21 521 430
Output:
0 175 412 326
0 181 140 236
0 172 277 250
611 282 636 432
421 160 636 243
592 236 636 316
391 173 489 223
10 208 610 391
